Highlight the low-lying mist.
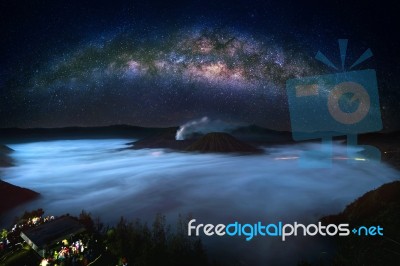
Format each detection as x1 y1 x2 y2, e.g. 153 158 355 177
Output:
1 139 398 264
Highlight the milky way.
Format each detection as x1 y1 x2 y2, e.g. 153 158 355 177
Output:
34 28 315 90
1 0 399 130
13 26 321 128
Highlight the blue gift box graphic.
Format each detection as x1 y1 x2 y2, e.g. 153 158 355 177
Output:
285 40 382 167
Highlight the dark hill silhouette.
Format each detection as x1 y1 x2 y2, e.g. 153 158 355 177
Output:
0 144 13 153
0 144 39 213
185 132 262 154
0 180 40 214
0 144 14 167
321 181 400 265
0 125 166 142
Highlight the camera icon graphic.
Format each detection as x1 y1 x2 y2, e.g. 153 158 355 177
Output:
286 40 382 167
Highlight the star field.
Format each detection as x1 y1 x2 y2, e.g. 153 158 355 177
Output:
1 0 399 130
13 26 322 128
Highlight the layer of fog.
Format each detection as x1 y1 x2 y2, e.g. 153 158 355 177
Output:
1 139 398 264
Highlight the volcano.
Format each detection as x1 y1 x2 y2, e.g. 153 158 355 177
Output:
185 132 262 154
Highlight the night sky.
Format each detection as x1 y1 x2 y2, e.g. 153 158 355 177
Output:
1 0 399 130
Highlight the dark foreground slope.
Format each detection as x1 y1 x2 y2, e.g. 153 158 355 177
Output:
0 144 14 167
0 180 40 214
0 144 39 214
321 181 400 265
